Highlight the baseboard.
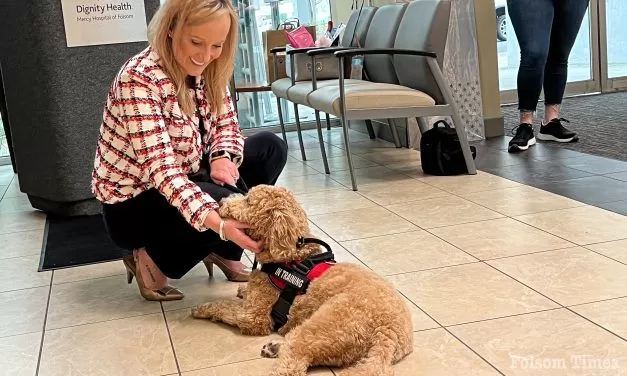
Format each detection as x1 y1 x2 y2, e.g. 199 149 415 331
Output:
484 116 505 138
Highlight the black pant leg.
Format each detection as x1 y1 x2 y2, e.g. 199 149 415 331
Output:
543 0 590 105
239 131 288 187
507 0 554 112
102 189 239 279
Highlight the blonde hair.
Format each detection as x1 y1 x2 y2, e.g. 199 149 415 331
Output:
148 0 238 116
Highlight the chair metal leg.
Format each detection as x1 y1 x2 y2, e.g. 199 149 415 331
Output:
387 119 402 148
364 119 376 140
338 56 357 190
314 110 330 174
428 59 477 175
416 117 430 134
341 116 357 190
325 113 331 130
292 103 307 161
276 97 287 146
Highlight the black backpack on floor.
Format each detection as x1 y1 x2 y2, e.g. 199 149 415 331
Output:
420 120 477 176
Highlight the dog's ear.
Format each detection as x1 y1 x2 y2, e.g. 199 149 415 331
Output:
242 185 310 260
267 205 308 259
248 186 309 259
218 193 250 223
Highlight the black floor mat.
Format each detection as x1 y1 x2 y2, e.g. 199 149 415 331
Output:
501 91 627 162
39 214 127 271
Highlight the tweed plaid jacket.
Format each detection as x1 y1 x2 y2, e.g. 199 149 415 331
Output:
91 47 244 231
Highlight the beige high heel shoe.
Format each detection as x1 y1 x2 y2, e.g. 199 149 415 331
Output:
122 252 184 301
203 253 251 282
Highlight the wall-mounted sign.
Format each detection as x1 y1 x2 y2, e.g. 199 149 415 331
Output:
60 0 148 47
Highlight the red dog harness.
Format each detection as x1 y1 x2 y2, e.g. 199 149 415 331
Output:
267 261 334 291
260 237 336 331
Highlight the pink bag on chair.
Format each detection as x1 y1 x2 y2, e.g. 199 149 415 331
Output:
285 26 315 48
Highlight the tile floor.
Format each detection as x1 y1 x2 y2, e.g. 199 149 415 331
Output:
1 128 627 375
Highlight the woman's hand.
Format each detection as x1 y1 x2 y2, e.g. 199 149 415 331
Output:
204 211 262 253
210 157 239 186
222 220 262 253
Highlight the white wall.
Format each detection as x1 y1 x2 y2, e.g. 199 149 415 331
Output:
330 0 356 24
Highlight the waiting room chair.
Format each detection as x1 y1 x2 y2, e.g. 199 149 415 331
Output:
304 0 477 190
269 6 377 168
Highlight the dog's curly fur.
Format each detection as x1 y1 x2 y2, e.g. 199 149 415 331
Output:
191 185 413 376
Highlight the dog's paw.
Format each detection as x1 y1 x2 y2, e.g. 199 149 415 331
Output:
260 340 282 358
191 304 217 320
236 285 247 299
190 306 204 319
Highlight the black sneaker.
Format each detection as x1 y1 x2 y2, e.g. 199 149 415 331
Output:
508 123 536 152
537 118 578 143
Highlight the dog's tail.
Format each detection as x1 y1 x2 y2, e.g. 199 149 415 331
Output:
337 329 413 376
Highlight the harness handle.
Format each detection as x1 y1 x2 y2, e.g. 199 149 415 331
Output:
296 237 332 253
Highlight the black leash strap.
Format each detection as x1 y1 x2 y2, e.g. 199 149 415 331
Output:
221 178 249 195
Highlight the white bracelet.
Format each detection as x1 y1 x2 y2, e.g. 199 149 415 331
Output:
219 220 227 241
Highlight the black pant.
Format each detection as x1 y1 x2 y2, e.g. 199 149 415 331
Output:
507 0 589 111
102 131 288 279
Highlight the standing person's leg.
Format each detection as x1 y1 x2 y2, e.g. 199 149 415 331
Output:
506 0 554 152
538 0 590 142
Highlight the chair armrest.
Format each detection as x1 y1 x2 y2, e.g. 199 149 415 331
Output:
286 47 319 56
270 46 286 54
307 47 352 57
334 48 437 59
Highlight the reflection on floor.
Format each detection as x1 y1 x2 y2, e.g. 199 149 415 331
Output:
1 128 626 376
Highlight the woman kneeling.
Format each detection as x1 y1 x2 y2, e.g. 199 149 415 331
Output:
91 0 287 301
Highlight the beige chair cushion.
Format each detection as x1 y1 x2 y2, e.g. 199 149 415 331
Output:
287 79 367 106
307 83 436 116
270 78 293 99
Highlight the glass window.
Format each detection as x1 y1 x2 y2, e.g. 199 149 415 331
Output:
606 0 627 79
233 0 332 130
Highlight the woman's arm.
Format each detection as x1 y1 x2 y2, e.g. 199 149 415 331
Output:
117 73 217 231
208 88 245 166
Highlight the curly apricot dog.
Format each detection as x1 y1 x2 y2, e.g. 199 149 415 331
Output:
191 185 413 376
